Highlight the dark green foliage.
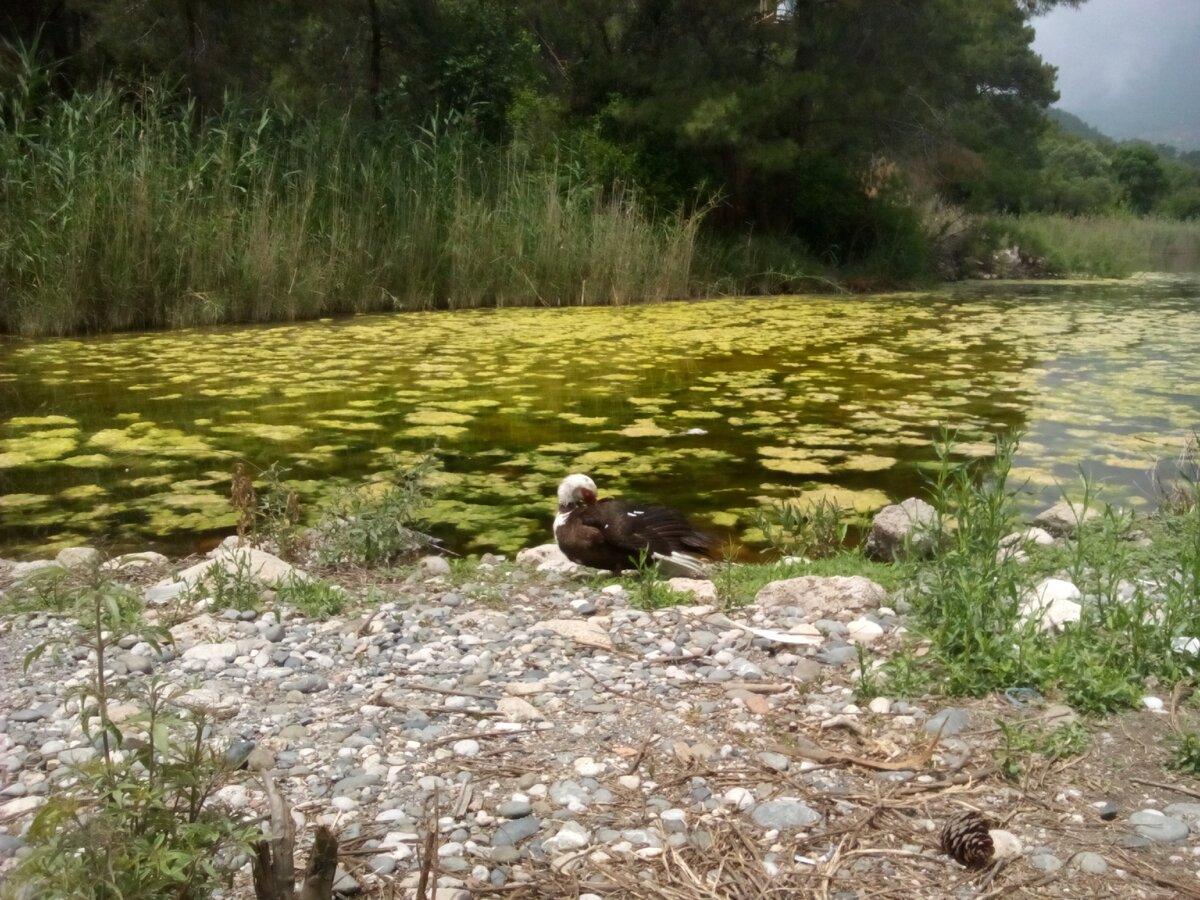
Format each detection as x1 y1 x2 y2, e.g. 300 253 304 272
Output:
0 0 1085 310
1112 145 1169 214
1169 730 1200 776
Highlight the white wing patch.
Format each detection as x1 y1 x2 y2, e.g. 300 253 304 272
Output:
626 510 644 517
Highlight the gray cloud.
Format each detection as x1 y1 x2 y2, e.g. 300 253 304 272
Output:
1034 0 1200 148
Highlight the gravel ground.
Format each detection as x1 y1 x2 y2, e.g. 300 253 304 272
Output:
3 545 1200 899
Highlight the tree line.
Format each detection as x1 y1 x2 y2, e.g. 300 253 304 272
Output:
1 0 1198 324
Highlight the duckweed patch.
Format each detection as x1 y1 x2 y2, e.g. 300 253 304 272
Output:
2 277 1199 556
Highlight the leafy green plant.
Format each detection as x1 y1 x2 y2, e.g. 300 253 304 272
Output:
894 427 1200 716
626 549 679 610
255 462 304 561
195 553 264 612
752 496 849 561
11 573 258 899
313 454 439 567
994 719 1090 782
1169 730 1200 776
854 644 881 702
1 564 77 613
276 574 345 619
903 430 1035 697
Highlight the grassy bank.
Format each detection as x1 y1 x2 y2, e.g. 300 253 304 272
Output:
0 87 701 336
995 213 1200 278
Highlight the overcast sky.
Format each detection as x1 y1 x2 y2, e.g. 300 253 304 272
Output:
1033 0 1200 149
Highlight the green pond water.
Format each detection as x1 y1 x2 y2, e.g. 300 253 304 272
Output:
1 275 1198 560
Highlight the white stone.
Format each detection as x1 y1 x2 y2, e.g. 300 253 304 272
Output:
216 784 249 810
516 544 580 574
723 787 755 810
55 547 102 570
504 681 547 697
452 740 481 757
755 576 887 618
1143 696 1166 712
497 697 544 721
1018 579 1083 632
573 757 605 777
846 618 884 644
989 829 1023 859
182 642 240 663
533 618 613 651
103 551 169 571
420 556 452 577
0 796 45 819
11 560 62 580
1172 637 1200 656
543 821 591 853
159 546 307 592
1034 500 1100 537
868 697 892 715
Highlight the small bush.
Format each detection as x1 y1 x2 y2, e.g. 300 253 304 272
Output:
313 454 439 567
11 574 257 900
276 574 345 619
752 496 849 561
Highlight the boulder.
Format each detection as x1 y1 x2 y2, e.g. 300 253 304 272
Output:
9 560 62 581
865 498 938 562
419 555 452 577
158 546 307 592
516 544 579 574
754 575 887 619
55 547 102 570
1033 500 1100 537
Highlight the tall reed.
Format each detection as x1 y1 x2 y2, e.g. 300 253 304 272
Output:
995 213 1200 278
0 85 701 335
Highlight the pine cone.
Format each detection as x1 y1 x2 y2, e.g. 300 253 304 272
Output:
940 810 994 868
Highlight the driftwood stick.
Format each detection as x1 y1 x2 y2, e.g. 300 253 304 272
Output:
298 826 339 900
252 778 297 900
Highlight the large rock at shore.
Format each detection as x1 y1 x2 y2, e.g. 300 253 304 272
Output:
1033 500 1100 537
755 575 886 619
865 498 938 562
55 546 103 571
156 546 307 592
516 544 579 574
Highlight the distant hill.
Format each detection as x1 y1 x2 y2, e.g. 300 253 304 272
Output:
1046 108 1111 143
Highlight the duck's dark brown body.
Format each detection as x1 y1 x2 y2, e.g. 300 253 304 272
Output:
555 497 720 574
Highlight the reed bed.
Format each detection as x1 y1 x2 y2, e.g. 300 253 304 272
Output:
996 213 1200 278
0 87 700 335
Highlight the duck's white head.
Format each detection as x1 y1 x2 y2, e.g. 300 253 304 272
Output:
557 473 598 511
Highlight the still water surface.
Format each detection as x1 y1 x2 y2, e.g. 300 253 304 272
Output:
1 275 1197 559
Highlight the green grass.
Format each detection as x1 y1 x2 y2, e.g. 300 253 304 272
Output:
0 83 701 336
885 431 1200 715
993 213 1200 277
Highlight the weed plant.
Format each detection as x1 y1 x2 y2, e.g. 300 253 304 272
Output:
889 430 1200 715
276 574 345 619
9 572 257 899
313 454 439 567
